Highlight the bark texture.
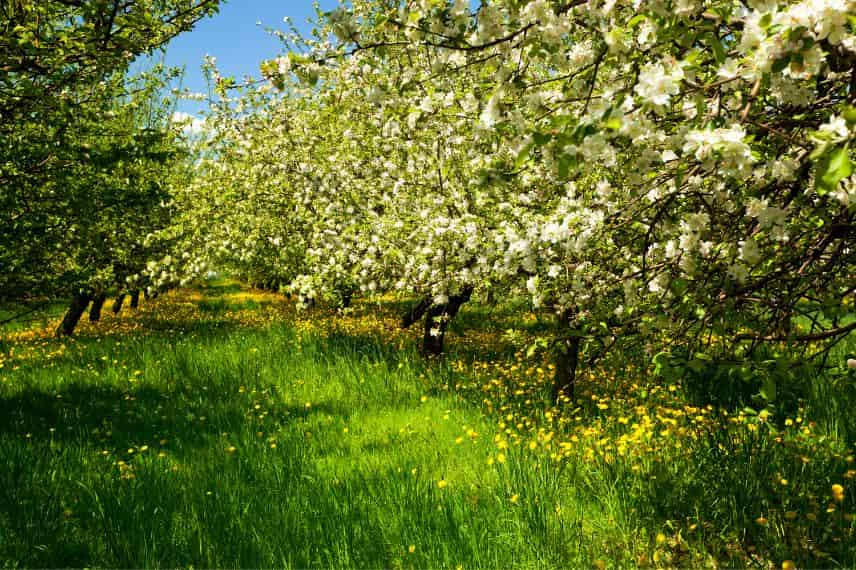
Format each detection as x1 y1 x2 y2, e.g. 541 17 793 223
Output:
552 311 582 404
56 292 91 337
112 293 125 314
420 286 474 356
88 294 106 322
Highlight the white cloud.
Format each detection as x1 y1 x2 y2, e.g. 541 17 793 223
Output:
171 111 206 137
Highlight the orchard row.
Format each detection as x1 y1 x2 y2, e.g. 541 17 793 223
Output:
3 1 854 398
165 0 855 397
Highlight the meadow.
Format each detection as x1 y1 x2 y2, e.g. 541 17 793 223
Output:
0 282 853 568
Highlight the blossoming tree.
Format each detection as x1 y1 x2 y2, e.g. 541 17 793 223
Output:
176 0 855 400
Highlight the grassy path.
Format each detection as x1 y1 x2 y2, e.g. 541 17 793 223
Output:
0 283 596 568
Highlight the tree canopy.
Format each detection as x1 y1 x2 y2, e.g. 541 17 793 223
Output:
0 0 220 305
163 0 854 397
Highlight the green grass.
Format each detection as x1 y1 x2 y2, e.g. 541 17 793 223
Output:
0 301 66 334
0 292 610 568
0 285 853 568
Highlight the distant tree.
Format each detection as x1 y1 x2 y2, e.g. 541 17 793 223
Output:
0 0 219 334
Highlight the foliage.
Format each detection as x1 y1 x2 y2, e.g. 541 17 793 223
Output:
0 0 219 303
165 0 855 386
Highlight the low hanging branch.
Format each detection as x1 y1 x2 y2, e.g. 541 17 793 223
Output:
401 286 474 356
735 321 856 344
0 302 49 326
401 296 433 329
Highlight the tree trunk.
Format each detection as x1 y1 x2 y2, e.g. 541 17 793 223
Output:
56 292 91 337
552 311 582 404
112 293 126 314
402 295 432 329
339 286 356 309
129 290 140 309
420 286 474 356
422 303 448 356
88 294 106 322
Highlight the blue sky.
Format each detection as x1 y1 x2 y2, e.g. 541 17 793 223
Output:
162 1 339 115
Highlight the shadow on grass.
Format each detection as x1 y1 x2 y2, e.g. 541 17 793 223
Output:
0 382 352 567
133 315 239 336
0 379 504 567
2 317 244 373
0 335 353 453
196 298 274 313
0 383 235 454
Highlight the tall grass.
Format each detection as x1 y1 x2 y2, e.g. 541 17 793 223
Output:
0 292 605 568
0 284 853 568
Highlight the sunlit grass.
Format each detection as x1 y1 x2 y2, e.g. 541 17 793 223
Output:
0 281 853 568
0 283 598 568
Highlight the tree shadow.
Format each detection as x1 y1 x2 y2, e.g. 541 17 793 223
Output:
0 367 351 453
0 382 241 453
0 380 352 567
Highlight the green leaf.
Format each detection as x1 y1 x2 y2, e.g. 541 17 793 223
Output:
670 278 688 295
627 14 647 28
771 56 790 73
652 351 671 369
532 132 551 146
809 141 830 161
604 116 622 130
760 377 777 402
707 33 726 64
557 154 576 179
514 143 533 169
818 145 852 193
